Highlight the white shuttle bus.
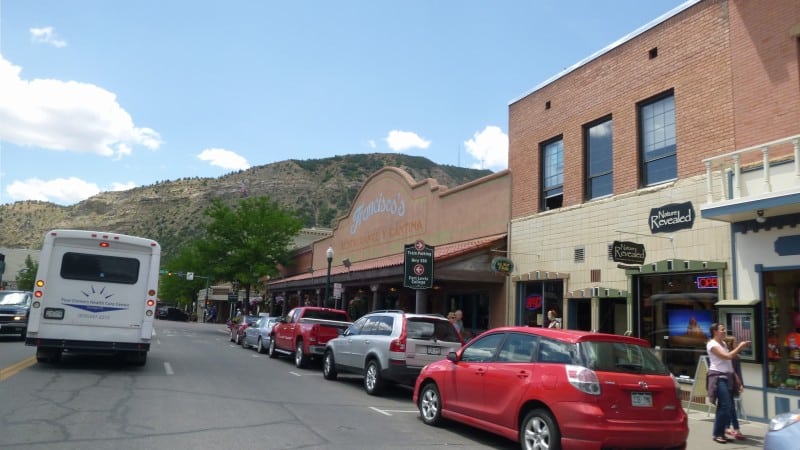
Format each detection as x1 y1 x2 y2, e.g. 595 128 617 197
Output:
26 229 161 365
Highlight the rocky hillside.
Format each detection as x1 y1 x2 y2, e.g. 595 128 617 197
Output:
0 153 492 258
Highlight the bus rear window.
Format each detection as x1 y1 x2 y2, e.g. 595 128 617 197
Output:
60 252 140 284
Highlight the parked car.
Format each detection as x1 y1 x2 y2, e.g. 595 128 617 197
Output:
765 409 800 450
230 315 259 345
413 327 688 450
269 306 350 368
242 316 279 353
0 290 33 339
323 310 462 396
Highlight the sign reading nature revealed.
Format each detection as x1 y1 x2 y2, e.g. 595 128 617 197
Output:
612 241 646 265
404 240 434 289
649 201 695 234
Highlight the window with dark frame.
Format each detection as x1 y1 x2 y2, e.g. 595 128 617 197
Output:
541 138 563 210
639 92 676 186
584 117 613 200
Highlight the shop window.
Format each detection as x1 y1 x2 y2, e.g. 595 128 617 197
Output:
764 270 800 389
635 272 718 377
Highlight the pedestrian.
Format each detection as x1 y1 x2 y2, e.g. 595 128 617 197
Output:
547 309 562 329
208 305 217 323
725 337 746 441
453 310 464 334
706 323 750 444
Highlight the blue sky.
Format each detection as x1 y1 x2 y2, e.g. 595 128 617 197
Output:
0 0 688 206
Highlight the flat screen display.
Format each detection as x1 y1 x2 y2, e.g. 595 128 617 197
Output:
667 309 712 347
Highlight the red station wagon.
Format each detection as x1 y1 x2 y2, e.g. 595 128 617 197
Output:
413 327 688 450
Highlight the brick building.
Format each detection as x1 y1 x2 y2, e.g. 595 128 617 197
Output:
507 0 799 421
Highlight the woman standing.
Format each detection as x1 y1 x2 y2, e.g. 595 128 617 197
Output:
706 323 750 444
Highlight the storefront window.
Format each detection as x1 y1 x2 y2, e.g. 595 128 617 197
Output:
635 272 718 377
517 281 563 327
764 270 800 389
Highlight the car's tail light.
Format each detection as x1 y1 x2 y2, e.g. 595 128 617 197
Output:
389 318 407 352
309 325 318 344
565 365 601 395
671 374 682 401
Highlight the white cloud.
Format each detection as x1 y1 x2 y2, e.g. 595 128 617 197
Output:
368 139 376 149
30 27 67 48
464 126 508 171
0 55 162 159
6 177 99 205
197 148 251 170
385 130 431 152
111 181 137 192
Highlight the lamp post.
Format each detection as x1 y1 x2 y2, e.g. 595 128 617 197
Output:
324 246 333 308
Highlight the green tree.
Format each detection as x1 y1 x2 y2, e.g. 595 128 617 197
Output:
16 255 38 291
199 196 302 313
159 244 212 310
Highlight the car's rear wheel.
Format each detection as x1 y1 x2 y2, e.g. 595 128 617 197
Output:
322 350 338 380
520 408 561 450
418 382 442 426
295 340 307 368
257 338 266 354
268 337 278 358
364 359 385 396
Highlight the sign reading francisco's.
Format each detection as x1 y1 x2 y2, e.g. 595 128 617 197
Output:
404 240 434 289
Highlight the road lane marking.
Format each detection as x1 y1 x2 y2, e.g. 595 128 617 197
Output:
289 371 302 377
164 362 174 375
0 356 37 381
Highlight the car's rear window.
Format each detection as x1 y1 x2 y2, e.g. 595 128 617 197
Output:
580 341 670 375
407 318 461 342
304 310 348 321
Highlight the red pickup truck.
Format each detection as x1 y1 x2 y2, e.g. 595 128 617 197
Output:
268 306 350 368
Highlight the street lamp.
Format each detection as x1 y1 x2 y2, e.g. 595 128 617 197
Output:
324 246 333 308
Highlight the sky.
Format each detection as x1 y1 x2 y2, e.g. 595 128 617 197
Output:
0 0 689 206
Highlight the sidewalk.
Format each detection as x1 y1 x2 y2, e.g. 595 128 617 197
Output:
686 408 768 449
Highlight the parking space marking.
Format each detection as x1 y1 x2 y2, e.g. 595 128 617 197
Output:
289 371 302 377
164 362 174 375
370 406 417 416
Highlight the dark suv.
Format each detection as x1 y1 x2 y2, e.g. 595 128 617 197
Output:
323 310 462 395
0 290 33 339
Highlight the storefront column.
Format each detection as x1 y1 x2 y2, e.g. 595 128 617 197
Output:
371 284 380 311
415 290 427 313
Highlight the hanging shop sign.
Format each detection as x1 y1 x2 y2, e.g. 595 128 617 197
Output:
490 257 514 275
612 241 646 265
404 240 434 289
649 201 695 234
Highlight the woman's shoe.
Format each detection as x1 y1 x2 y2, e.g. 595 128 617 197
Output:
713 436 728 444
726 430 746 440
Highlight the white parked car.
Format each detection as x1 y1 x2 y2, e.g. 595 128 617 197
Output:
242 316 279 353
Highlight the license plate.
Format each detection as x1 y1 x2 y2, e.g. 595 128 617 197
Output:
44 308 65 320
427 346 441 355
631 392 652 407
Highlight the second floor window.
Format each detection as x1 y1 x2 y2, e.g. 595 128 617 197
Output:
585 118 613 200
639 93 676 186
542 138 563 210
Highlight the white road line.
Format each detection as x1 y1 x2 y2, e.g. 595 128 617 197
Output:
289 371 302 377
370 407 417 416
164 362 174 375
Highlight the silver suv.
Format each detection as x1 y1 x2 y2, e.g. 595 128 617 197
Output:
322 310 462 396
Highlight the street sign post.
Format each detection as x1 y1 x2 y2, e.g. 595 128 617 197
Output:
404 240 434 289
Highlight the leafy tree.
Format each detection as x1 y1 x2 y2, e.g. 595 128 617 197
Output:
198 196 302 313
159 244 212 310
16 255 38 291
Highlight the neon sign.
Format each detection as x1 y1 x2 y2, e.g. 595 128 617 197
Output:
696 276 718 289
